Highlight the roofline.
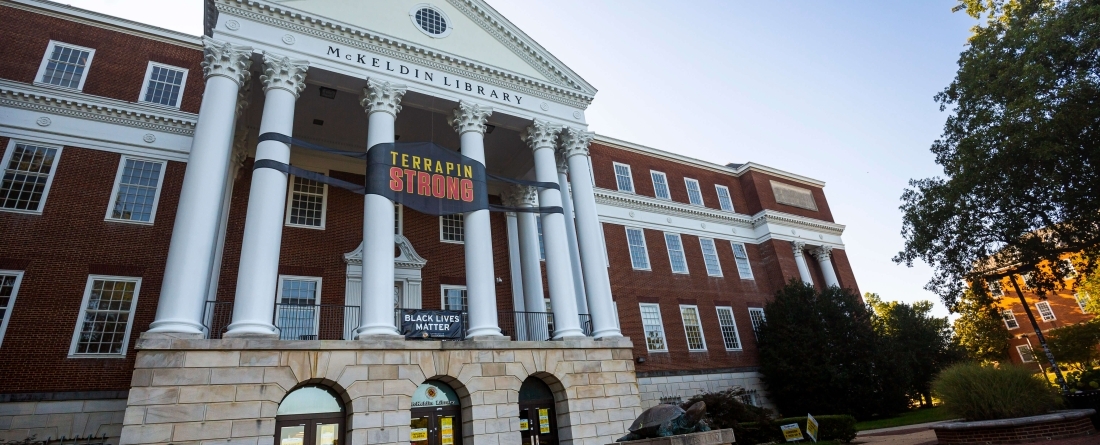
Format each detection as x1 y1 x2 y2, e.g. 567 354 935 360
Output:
5 0 203 49
592 134 827 188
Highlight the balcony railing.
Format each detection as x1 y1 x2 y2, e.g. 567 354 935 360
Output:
500 311 593 341
274 303 360 340
203 301 233 339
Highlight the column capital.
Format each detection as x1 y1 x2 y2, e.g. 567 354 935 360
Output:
522 119 562 152
260 52 309 98
791 241 807 255
556 151 569 174
811 245 833 261
201 37 253 87
558 126 595 159
360 79 407 117
234 76 252 119
449 100 494 135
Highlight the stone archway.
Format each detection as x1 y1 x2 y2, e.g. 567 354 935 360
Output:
274 386 346 445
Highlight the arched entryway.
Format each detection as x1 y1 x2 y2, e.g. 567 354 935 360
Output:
275 386 345 445
410 380 462 445
519 377 557 445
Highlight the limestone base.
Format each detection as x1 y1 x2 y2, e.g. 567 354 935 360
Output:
609 428 736 445
0 398 126 444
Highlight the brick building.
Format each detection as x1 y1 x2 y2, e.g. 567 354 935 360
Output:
988 265 1095 368
0 1 859 444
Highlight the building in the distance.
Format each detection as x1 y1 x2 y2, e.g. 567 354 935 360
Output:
0 1 859 444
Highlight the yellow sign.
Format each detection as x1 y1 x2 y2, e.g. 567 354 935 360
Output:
441 417 454 445
781 423 804 442
410 428 428 442
806 414 819 442
539 408 550 434
520 419 529 430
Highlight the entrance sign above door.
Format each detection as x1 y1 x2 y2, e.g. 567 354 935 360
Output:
412 381 460 407
401 309 464 340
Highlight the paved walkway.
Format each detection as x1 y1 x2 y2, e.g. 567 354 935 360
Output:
853 420 1097 445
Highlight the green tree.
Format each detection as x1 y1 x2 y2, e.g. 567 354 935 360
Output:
757 281 908 419
867 293 963 406
1040 320 1100 371
951 290 1012 363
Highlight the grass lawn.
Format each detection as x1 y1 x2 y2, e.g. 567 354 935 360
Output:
854 406 956 431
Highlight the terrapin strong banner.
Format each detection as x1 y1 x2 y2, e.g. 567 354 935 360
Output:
366 142 487 216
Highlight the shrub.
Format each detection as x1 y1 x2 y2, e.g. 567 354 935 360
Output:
1065 367 1100 391
683 389 778 445
777 415 858 443
932 362 1059 420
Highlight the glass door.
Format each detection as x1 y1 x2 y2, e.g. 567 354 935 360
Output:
410 406 462 445
275 416 343 445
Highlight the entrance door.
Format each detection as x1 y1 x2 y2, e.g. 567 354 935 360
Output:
274 386 345 445
518 377 556 445
410 381 462 445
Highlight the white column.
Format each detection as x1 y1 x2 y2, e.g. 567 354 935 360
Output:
356 79 406 339
792 241 814 286
524 120 585 339
225 53 308 337
451 101 503 339
557 154 589 316
149 38 252 335
559 127 622 338
205 78 252 308
504 211 525 312
812 246 841 288
512 186 549 341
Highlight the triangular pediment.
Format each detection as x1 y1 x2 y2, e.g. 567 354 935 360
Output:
266 0 595 96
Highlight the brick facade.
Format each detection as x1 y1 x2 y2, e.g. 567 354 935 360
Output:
933 412 1096 444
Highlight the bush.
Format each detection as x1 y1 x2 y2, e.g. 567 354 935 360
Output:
932 362 1059 420
1065 367 1100 391
777 415 858 443
683 389 778 445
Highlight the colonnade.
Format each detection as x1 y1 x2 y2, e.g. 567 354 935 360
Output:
148 38 622 341
791 241 840 288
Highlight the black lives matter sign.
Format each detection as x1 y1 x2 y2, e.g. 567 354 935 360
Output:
401 310 464 340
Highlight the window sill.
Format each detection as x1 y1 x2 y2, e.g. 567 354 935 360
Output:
68 353 127 359
286 223 326 230
725 348 744 352
33 82 85 92
136 100 182 111
105 217 155 226
0 207 44 216
440 239 464 245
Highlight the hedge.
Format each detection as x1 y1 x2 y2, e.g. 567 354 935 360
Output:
776 415 857 443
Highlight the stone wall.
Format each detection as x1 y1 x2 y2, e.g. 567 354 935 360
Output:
0 397 127 444
933 410 1096 444
636 371 770 410
119 335 642 445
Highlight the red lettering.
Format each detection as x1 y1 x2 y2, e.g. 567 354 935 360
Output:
418 171 431 196
389 167 403 192
404 169 417 194
446 176 460 200
432 174 446 198
460 179 474 202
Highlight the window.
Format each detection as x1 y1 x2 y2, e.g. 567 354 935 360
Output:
139 62 188 108
1062 259 1077 279
639 303 667 352
440 214 464 243
731 242 754 280
69 276 140 357
680 305 706 351
684 178 704 206
715 185 734 212
537 217 545 260
36 41 95 90
650 171 671 200
987 279 1004 297
737 390 759 407
1 141 61 213
1075 293 1089 314
395 203 403 235
1035 301 1056 321
0 271 24 348
748 307 765 339
1017 344 1035 363
613 162 634 193
286 175 328 229
276 276 321 340
1002 310 1019 329
106 157 165 223
411 5 452 38
664 233 689 274
625 227 650 270
698 238 722 277
442 286 467 311
715 307 742 350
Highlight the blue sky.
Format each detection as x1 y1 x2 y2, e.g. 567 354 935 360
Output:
65 0 979 316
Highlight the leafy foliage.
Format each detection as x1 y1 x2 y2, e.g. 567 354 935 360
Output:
952 290 1013 362
867 293 965 406
895 0 1100 309
1065 367 1100 391
682 389 777 445
1040 321 1100 371
757 281 909 419
932 362 1059 420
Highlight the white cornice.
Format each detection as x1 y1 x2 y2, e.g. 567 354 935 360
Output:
0 80 197 136
593 134 827 188
4 0 202 49
214 0 594 109
750 209 846 236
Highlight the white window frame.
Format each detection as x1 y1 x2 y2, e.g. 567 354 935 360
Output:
0 270 25 349
285 174 329 230
439 214 464 244
698 237 723 277
731 242 755 280
395 203 403 235
625 227 651 271
715 185 734 212
104 156 167 225
1 140 63 215
1035 301 1056 322
664 233 689 274
137 61 189 109
35 40 97 91
1017 344 1035 363
639 303 668 352
275 275 323 340
613 162 635 193
441 285 468 311
684 178 704 206
679 304 707 352
748 307 766 340
650 170 671 200
68 275 141 358
715 306 742 351
1075 293 1089 314
1002 309 1019 329
988 279 1004 297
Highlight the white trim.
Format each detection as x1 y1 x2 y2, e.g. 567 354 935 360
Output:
715 184 734 212
663 232 689 275
408 3 453 39
285 174 329 230
275 275 323 340
613 162 635 193
104 155 167 225
439 214 464 244
138 61 189 109
34 40 96 92
1016 344 1035 363
639 303 667 353
68 275 141 358
0 139 63 215
715 306 743 351
1002 309 1019 330
730 241 755 280
679 304 707 352
441 284 468 311
649 170 671 200
748 307 765 340
395 203 404 235
1035 301 1056 322
1075 293 1089 314
698 237 723 277
624 226 650 271
0 270 25 349
684 178 704 206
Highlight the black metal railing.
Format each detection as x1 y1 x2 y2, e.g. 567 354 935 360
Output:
203 301 234 339
498 312 593 340
274 303 360 340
